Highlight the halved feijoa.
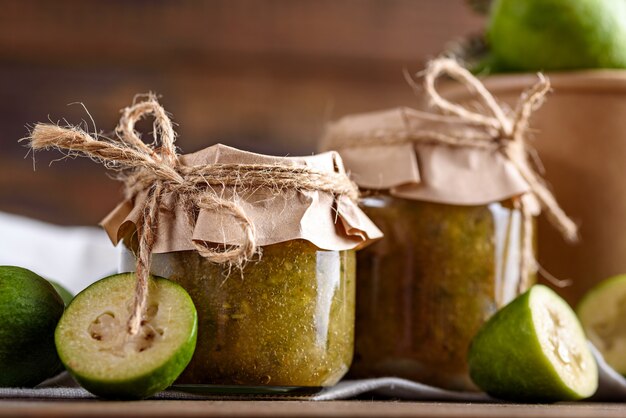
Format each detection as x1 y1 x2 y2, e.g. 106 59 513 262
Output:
468 285 598 402
577 274 626 375
55 273 197 399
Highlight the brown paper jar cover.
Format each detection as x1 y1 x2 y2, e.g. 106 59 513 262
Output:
321 101 540 390
321 107 535 206
439 70 626 304
101 143 383 253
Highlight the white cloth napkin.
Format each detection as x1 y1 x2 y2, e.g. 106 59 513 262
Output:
0 212 118 294
589 344 626 401
0 375 493 401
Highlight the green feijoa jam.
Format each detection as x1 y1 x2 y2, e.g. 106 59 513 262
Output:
350 194 529 391
155 239 356 387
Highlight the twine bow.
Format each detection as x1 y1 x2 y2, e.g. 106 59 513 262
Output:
325 58 578 292
424 59 578 238
424 59 578 290
27 94 359 335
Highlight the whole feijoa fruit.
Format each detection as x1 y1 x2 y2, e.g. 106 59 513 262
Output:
488 0 626 71
0 266 65 387
49 280 74 306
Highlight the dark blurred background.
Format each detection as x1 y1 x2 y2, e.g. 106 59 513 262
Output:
0 0 483 225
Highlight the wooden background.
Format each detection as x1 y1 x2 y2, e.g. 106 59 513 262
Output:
0 0 484 225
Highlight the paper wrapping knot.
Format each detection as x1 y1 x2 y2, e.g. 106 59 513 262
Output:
27 94 381 335
321 58 579 292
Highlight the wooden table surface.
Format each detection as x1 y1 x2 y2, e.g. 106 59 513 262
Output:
1 400 625 418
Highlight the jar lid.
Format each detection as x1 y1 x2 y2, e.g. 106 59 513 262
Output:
102 143 383 254
322 107 531 206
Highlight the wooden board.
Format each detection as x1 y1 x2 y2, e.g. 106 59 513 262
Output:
1 400 626 418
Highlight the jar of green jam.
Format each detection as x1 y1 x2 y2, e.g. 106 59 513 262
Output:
121 241 356 387
111 144 382 389
322 107 543 391
350 194 531 390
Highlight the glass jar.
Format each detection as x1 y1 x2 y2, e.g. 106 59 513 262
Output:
348 193 533 391
121 239 355 388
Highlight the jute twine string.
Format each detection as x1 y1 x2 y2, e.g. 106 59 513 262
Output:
27 93 359 335
325 58 579 292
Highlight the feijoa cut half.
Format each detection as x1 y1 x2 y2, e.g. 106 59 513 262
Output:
577 274 626 375
55 273 197 399
468 285 598 402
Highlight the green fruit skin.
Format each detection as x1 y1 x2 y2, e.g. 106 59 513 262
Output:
468 286 589 402
49 281 74 306
488 0 626 71
0 266 65 387
56 275 198 400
